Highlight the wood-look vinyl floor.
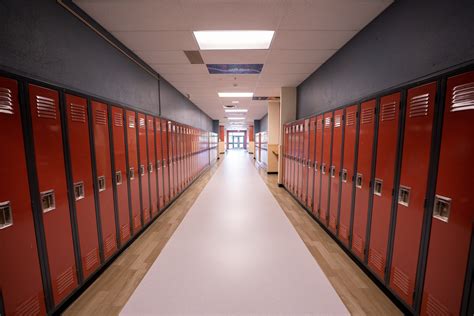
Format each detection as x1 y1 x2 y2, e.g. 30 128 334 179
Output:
63 153 401 315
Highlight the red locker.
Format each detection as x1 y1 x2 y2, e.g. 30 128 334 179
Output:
147 116 159 217
0 77 46 315
137 113 150 224
352 99 376 260
301 119 309 204
177 125 183 192
295 123 301 199
367 92 401 279
390 82 437 306
283 125 289 188
320 112 333 225
65 94 100 279
168 121 175 199
298 121 305 202
338 105 358 246
290 124 296 194
306 117 316 209
155 118 165 210
125 110 142 233
29 84 78 305
421 71 474 315
110 106 130 245
161 119 170 206
312 115 323 216
328 110 344 233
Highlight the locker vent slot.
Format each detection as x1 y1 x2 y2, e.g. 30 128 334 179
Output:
105 233 117 254
341 169 348 183
361 107 373 124
0 201 13 229
55 266 75 295
346 111 356 126
140 164 145 176
426 293 450 316
148 163 154 173
95 109 107 125
114 112 123 127
0 87 14 115
115 171 122 185
352 234 364 254
83 248 99 271
133 214 141 229
334 115 342 127
409 93 429 117
330 166 336 178
433 195 451 223
339 224 349 240
129 167 135 180
36 95 57 119
40 190 56 213
381 101 397 121
356 173 363 188
139 117 145 129
15 295 41 316
368 247 385 273
97 176 106 192
398 186 410 207
70 103 86 123
324 117 331 128
392 266 411 296
73 182 85 201
316 119 323 130
374 179 383 196
451 81 474 112
128 116 135 128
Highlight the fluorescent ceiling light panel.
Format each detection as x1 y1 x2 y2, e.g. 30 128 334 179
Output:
218 92 253 98
232 101 239 104
225 109 248 113
228 117 245 120
194 31 274 50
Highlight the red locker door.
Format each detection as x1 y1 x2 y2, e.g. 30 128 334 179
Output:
338 105 358 246
290 125 296 194
110 106 130 245
301 120 310 204
295 124 301 199
168 121 175 198
29 84 78 305
328 110 344 233
312 115 323 216
0 77 46 315
65 94 100 279
147 116 159 217
367 92 401 279
306 117 316 209
125 110 142 233
390 82 437 306
92 102 118 258
161 119 170 206
352 99 376 260
320 112 334 225
421 71 474 315
155 118 164 210
178 125 183 192
137 114 150 224
283 126 288 187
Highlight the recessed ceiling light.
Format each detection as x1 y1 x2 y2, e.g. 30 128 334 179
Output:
225 109 248 113
193 31 274 50
232 101 239 104
228 117 245 120
218 92 253 98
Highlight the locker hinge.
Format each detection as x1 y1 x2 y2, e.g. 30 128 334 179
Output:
356 111 359 118
374 107 377 114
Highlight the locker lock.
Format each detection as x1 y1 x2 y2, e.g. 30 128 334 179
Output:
74 182 85 201
433 195 451 223
0 201 13 229
129 168 135 180
374 179 383 196
321 163 327 174
116 171 123 185
341 169 348 183
97 176 106 192
356 173 363 188
315 162 319 172
40 190 56 213
148 163 153 173
330 166 336 178
398 186 411 207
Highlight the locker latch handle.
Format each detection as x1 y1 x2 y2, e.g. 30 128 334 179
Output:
0 201 13 229
40 190 56 212
74 182 85 201
315 162 318 172
433 195 451 223
148 163 153 173
330 166 336 178
356 173 363 188
398 185 411 207
341 169 348 183
129 168 135 180
116 171 122 185
374 179 383 196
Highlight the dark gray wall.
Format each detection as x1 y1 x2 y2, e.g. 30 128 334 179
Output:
0 0 213 130
212 120 219 134
254 120 261 134
259 114 268 132
297 0 474 118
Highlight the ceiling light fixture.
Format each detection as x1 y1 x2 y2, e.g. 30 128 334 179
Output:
193 30 274 50
218 92 253 98
228 117 245 120
225 109 248 113
232 101 239 104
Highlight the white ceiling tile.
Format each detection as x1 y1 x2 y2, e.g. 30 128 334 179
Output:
112 31 198 51
266 49 336 64
272 30 358 50
201 50 269 64
135 50 189 64
262 63 318 75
